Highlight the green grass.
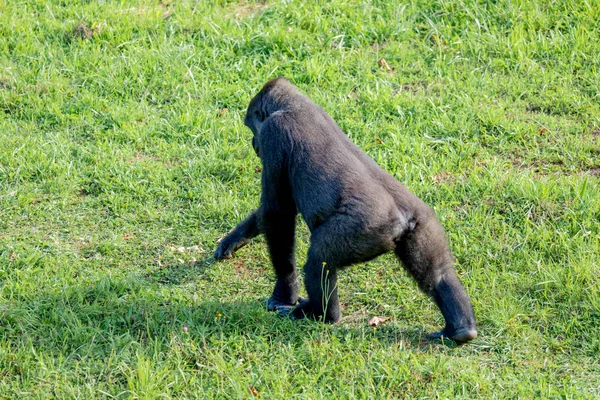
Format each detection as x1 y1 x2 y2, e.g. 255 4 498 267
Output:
1 0 599 397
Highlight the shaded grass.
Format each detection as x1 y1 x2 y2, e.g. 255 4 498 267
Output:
1 0 599 397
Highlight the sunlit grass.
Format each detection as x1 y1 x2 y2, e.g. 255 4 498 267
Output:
0 0 599 397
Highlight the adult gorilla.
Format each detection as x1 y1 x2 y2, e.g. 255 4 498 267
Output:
214 78 477 343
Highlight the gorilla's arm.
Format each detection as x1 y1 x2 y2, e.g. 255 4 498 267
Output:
215 117 300 307
213 211 260 259
256 120 299 307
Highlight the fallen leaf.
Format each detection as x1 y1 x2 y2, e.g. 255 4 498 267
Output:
378 58 392 72
249 386 260 397
368 316 390 327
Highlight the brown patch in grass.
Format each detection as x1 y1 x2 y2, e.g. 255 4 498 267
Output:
393 80 431 94
525 103 557 115
525 103 574 116
511 155 600 178
126 152 181 168
370 42 387 51
432 171 455 185
525 201 561 224
233 260 252 279
512 156 566 175
588 166 600 177
164 158 183 168
128 152 156 164
73 22 93 40
526 103 543 113
72 22 102 40
231 258 268 280
232 1 268 19
0 78 14 90
120 7 153 15
159 0 174 19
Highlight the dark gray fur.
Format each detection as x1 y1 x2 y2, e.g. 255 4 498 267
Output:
214 78 477 343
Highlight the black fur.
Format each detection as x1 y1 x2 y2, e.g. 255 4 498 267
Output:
214 78 477 343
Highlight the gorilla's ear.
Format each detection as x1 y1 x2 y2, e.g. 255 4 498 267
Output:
255 108 266 122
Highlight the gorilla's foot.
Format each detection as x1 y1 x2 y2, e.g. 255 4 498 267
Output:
289 298 312 320
289 298 341 323
266 296 301 314
427 327 477 344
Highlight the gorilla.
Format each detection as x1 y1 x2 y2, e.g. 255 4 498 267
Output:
214 78 477 343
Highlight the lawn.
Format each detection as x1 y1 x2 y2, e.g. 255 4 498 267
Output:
0 0 599 398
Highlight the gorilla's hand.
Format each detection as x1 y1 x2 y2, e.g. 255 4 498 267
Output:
213 212 260 260
213 231 250 260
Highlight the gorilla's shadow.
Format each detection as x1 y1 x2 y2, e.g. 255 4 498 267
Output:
146 256 216 285
5 263 440 358
144 258 439 349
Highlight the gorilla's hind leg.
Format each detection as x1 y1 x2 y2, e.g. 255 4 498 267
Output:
291 216 370 323
291 214 394 323
395 215 477 343
292 257 341 323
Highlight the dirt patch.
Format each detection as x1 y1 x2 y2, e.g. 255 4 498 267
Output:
126 152 181 168
120 7 153 15
232 1 268 19
526 104 544 114
127 152 157 164
0 78 14 90
588 166 600 177
592 128 600 137
393 80 431 94
71 21 102 40
512 156 566 175
525 103 578 117
233 260 253 279
370 42 387 51
159 0 174 19
511 155 600 178
432 171 455 185
525 201 562 225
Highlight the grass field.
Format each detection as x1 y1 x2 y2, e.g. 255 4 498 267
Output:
1 0 599 397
